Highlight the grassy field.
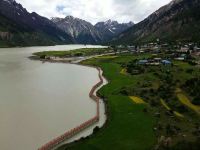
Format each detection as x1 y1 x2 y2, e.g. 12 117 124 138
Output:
176 89 200 114
58 54 156 150
129 96 146 104
50 51 200 150
33 48 111 58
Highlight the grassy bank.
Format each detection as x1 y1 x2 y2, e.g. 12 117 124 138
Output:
57 54 156 150
33 48 111 58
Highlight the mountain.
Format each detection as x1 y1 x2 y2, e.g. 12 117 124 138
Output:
95 19 134 42
112 0 200 45
52 16 134 44
52 16 103 44
0 0 73 47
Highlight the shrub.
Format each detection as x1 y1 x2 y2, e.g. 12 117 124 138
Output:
93 126 100 133
186 68 194 74
192 96 200 105
74 52 83 57
40 55 46 59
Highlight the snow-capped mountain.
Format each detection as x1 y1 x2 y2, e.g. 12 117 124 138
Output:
0 0 134 46
52 17 134 44
0 0 73 47
95 19 134 41
52 16 103 44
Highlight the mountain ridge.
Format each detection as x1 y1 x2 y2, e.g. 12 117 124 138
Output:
112 0 200 45
95 19 134 42
52 16 103 44
0 0 73 47
52 16 134 44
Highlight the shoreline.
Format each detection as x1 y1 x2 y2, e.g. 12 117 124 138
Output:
29 51 115 64
31 51 200 150
33 57 108 150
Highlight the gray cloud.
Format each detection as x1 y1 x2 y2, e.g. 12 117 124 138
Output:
16 0 171 24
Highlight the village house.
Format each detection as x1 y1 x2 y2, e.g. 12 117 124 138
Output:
179 46 189 53
138 60 148 65
127 46 137 53
161 43 169 49
138 58 172 66
161 60 172 65
175 54 187 61
194 46 200 52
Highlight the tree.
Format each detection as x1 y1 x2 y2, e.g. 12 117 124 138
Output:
111 45 117 55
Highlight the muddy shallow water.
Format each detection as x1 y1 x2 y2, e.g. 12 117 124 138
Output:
0 45 106 150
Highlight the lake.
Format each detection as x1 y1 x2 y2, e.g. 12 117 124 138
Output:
0 45 106 150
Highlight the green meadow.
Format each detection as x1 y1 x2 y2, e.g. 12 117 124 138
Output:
35 49 200 150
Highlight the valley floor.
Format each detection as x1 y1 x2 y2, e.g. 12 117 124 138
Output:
34 50 200 150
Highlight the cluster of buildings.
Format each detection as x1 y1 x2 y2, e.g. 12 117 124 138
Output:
117 42 200 54
138 58 172 66
115 43 200 66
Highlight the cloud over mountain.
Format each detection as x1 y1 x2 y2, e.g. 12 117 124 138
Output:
16 0 171 24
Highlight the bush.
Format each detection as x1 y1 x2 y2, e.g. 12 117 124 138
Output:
74 52 83 57
93 126 100 133
40 55 46 59
188 61 197 66
120 87 129 95
183 78 200 105
192 96 200 105
175 105 188 113
127 64 144 75
169 140 200 150
186 68 194 74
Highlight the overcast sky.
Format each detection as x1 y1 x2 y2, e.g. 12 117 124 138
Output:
16 0 172 24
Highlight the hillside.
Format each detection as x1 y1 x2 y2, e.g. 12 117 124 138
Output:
95 20 134 42
52 17 133 44
0 0 73 47
52 16 103 44
112 0 200 45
